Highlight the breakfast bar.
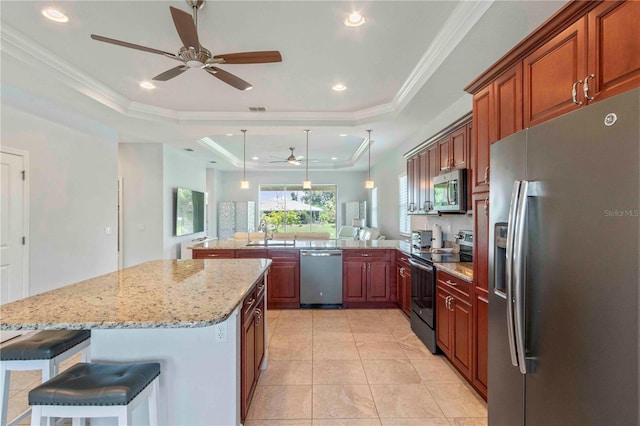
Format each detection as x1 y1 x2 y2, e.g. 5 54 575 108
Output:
0 259 271 425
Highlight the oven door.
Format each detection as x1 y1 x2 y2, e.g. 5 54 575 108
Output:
409 258 435 328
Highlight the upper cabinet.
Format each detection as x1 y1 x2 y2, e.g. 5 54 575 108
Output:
405 115 472 214
467 1 640 133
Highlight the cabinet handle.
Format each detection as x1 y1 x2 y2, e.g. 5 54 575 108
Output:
445 296 451 310
257 283 265 292
399 267 405 277
246 298 255 308
361 253 371 257
368 264 371 271
445 279 458 286
583 74 595 102
484 166 490 184
484 197 489 216
449 296 455 311
255 308 263 324
206 254 220 257
571 80 583 106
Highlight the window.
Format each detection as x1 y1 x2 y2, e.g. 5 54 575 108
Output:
399 174 410 235
371 187 378 228
259 184 337 238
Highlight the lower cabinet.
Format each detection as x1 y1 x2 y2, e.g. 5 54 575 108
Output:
267 249 300 309
342 250 395 307
436 271 473 381
191 249 235 259
241 277 266 422
396 251 412 316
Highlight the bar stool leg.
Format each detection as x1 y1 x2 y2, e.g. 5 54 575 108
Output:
0 366 10 426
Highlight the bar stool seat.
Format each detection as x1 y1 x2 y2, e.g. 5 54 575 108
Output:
29 362 160 426
0 330 91 426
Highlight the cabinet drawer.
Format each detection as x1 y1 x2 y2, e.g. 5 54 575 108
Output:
242 288 258 323
396 250 411 266
343 250 391 261
192 249 235 259
236 249 268 258
437 270 471 300
268 249 299 260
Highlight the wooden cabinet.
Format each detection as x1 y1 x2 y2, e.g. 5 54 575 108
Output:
343 250 394 307
436 271 473 380
495 63 523 141
192 249 235 259
236 249 268 258
587 1 640 102
240 277 266 422
524 17 588 127
267 249 300 309
472 193 489 400
438 126 469 173
471 85 493 194
396 251 412 317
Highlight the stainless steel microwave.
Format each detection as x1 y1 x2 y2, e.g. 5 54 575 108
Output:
432 169 467 213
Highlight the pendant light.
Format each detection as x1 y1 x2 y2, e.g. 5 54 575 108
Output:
365 129 375 189
302 129 312 190
240 130 249 189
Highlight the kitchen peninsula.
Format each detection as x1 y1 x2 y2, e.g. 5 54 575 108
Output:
0 259 271 425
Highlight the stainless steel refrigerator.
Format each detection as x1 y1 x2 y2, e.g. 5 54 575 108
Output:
489 88 639 425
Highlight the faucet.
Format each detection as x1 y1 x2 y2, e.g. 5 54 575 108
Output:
259 219 268 243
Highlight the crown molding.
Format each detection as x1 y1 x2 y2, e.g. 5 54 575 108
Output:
1 2 491 125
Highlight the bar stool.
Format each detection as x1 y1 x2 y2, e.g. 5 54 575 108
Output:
0 330 91 426
29 362 160 426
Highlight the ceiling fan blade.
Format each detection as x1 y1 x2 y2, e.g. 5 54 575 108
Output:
170 6 200 51
213 51 283 64
90 34 177 57
153 66 188 81
205 67 252 91
268 160 286 163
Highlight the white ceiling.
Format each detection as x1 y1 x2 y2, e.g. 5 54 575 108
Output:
0 1 567 171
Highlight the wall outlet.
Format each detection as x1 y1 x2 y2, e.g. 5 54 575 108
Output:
215 322 227 342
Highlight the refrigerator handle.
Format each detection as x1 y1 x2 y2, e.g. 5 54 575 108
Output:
505 180 521 368
513 180 530 375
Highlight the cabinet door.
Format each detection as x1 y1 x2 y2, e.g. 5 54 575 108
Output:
436 287 452 357
524 17 588 127
495 63 523 141
427 144 438 207
451 296 473 380
418 149 428 212
473 294 488 400
241 311 256 421
192 249 235 259
472 85 493 194
587 1 640 102
397 265 405 312
254 296 265 375
450 126 467 170
438 137 450 173
343 261 367 302
268 261 300 308
473 193 490 293
406 157 416 212
403 268 412 316
236 249 268 258
367 261 390 302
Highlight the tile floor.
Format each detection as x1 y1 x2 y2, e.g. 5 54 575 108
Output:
246 308 487 426
2 309 487 426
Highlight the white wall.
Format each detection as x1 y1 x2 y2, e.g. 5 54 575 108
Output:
1 98 118 295
216 170 368 235
206 168 221 237
118 143 164 267
162 145 207 259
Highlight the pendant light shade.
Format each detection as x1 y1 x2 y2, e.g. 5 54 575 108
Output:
240 129 249 189
365 129 374 189
302 129 312 189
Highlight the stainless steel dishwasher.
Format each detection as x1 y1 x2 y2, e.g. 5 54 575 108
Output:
300 250 343 308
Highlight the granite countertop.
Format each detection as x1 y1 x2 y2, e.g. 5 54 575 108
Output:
190 238 411 252
0 259 271 331
434 262 474 282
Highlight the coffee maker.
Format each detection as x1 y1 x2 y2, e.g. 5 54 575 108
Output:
411 230 433 251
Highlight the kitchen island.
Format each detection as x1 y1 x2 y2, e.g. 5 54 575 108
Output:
0 259 271 425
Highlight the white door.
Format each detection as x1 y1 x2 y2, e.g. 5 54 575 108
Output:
0 150 28 342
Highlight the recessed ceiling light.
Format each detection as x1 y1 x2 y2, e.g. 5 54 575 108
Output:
344 11 365 27
252 156 259 160
140 81 155 90
331 157 338 160
339 133 348 137
42 8 69 23
332 83 347 92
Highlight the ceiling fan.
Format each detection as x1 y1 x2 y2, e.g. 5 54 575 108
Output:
269 148 304 165
90 0 282 91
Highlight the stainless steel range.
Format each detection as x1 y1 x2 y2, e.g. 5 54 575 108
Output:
409 234 472 353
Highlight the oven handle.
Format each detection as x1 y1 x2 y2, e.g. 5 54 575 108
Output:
408 258 433 273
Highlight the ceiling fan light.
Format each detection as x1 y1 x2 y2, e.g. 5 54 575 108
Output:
244 86 254 91
140 81 156 90
42 8 69 23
